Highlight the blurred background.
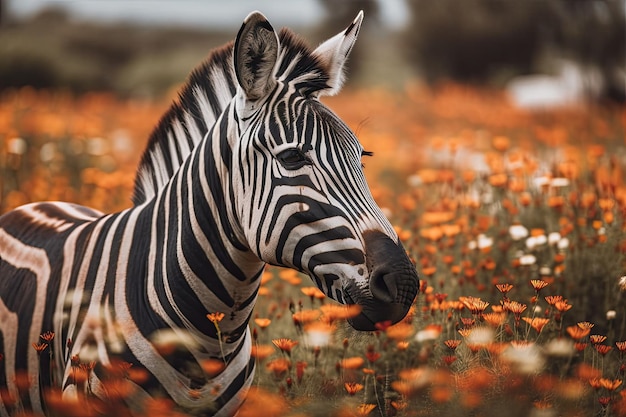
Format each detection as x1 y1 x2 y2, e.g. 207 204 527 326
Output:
1 0 624 103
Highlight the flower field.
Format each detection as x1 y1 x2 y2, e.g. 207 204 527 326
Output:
1 84 625 416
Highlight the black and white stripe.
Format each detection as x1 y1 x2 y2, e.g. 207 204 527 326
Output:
0 10 419 417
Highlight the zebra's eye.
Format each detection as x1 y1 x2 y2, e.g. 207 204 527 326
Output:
277 148 311 170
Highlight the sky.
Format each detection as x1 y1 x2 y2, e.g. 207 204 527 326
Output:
6 0 410 29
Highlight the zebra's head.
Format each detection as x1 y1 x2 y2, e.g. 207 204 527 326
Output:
229 11 419 331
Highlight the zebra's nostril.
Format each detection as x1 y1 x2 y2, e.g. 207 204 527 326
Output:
369 271 398 303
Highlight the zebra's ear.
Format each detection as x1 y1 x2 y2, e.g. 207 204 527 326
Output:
313 10 363 97
234 11 279 101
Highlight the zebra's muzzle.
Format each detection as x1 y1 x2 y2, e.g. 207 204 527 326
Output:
346 230 419 331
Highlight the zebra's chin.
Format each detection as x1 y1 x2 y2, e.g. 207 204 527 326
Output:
347 302 411 331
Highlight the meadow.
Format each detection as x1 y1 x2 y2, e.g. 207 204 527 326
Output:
0 83 625 416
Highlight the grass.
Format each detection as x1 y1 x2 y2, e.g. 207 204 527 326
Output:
0 83 625 416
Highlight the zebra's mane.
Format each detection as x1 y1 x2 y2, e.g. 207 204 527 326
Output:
131 28 329 206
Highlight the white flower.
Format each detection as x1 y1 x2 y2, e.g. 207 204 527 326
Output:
150 328 199 350
525 236 543 249
502 342 544 374
544 338 574 358
550 177 570 188
534 234 547 246
477 234 493 249
305 329 331 347
509 225 529 241
466 327 494 346
519 254 537 265
619 276 626 292
533 176 551 188
415 328 441 343
557 238 570 250
607 310 617 320
407 174 422 187
86 137 109 156
468 234 493 250
78 344 100 363
40 142 56 162
548 232 561 245
7 137 27 155
539 266 552 275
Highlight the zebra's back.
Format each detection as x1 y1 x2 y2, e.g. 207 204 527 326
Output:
0 202 102 415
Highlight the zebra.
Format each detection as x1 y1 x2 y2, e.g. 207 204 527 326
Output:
0 10 419 417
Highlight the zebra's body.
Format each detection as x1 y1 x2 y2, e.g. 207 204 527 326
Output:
0 11 419 417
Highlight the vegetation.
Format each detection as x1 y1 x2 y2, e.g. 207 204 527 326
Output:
0 82 624 416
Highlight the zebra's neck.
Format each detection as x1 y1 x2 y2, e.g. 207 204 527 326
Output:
104 104 262 410
140 101 263 356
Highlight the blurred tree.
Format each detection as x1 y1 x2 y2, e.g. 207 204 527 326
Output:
315 0 381 85
402 0 625 101
403 0 553 83
549 1 625 102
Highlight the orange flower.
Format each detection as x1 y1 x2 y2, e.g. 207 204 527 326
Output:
292 309 321 324
482 312 507 327
566 326 591 340
420 227 444 241
200 359 225 377
488 173 508 187
385 322 415 341
206 312 225 324
301 286 326 300
595 345 612 355
492 136 510 152
460 296 489 314
356 404 377 416
599 378 622 391
522 317 550 333
442 355 457 366
444 339 461 350
495 283 513 294
237 387 289 417
319 304 362 321
339 357 365 370
422 211 455 225
265 358 291 377
503 300 527 317
32 343 48 354
251 344 275 361
590 335 607 345
545 295 563 305
554 299 573 312
530 280 549 291
344 382 364 395
40 331 55 342
272 338 298 354
396 341 410 351
421 266 437 277
254 318 271 329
